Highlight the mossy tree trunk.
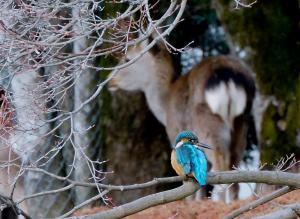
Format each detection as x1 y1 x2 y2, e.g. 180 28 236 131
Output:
96 63 173 205
214 0 300 164
99 88 173 204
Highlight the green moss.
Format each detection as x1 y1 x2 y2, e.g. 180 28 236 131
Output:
261 117 291 164
261 105 277 145
260 105 282 163
285 75 300 150
91 56 117 161
260 76 300 163
91 1 124 162
219 0 300 100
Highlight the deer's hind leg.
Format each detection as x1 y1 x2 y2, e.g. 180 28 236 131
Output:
203 122 232 202
229 115 249 201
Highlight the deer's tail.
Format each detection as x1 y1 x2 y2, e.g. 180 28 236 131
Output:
204 67 255 129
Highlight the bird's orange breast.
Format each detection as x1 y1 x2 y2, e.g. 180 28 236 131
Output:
171 150 195 178
171 150 185 176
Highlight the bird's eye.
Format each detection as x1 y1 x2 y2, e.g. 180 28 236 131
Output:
190 139 196 143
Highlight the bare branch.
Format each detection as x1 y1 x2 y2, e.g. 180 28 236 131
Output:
24 167 183 190
66 181 199 219
234 0 257 9
2 170 300 218
275 154 300 171
224 186 294 219
208 171 300 188
252 203 300 219
63 170 300 219
59 190 110 218
16 184 75 205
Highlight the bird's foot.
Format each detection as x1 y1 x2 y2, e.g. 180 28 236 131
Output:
183 175 189 181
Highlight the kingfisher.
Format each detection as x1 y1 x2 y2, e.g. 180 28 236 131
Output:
171 131 211 186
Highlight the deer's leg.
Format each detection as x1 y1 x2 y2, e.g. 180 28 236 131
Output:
204 125 231 202
209 148 231 202
229 115 249 201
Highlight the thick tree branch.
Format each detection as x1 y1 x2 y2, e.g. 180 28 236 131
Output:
224 186 294 219
66 181 198 219
59 190 110 218
207 171 300 188
253 203 300 219
65 171 300 219
2 170 300 218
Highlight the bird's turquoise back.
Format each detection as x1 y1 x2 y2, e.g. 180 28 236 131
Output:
191 147 207 186
176 144 192 174
176 144 207 186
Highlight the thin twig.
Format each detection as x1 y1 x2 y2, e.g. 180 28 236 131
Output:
58 190 110 218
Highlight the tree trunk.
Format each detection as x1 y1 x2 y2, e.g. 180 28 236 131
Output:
10 68 73 218
71 3 99 206
99 88 174 204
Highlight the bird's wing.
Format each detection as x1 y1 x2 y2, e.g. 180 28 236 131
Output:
191 147 208 186
175 146 192 174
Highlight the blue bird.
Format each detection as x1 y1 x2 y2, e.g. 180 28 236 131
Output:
171 131 211 186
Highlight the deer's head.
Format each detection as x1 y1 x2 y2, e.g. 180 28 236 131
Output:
108 38 175 93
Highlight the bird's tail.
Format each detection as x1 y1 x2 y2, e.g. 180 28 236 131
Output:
192 148 208 186
204 67 254 129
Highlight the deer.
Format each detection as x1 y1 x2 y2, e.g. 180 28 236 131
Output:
108 38 256 201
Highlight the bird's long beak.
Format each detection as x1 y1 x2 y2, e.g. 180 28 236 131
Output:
196 142 213 150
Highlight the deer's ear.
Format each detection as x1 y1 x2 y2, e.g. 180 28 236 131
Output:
148 33 164 55
138 31 166 55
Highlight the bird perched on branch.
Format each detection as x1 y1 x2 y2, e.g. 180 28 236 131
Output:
171 131 211 186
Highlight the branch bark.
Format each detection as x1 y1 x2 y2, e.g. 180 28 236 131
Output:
253 203 300 219
66 181 198 219
207 171 300 188
3 170 300 218
224 186 294 219
65 171 300 219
